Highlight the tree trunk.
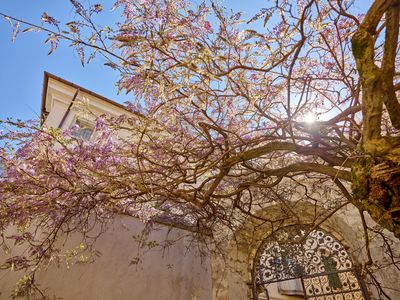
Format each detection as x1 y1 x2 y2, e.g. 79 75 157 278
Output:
352 157 400 238
351 0 400 239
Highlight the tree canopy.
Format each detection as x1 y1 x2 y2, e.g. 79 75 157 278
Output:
0 0 400 298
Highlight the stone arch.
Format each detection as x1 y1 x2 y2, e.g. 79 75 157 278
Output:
211 202 369 300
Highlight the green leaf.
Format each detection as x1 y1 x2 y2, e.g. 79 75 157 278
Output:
263 12 272 28
86 51 97 64
77 47 85 66
11 22 20 43
22 27 36 33
4 16 12 27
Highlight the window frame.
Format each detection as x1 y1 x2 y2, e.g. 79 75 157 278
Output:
70 118 95 141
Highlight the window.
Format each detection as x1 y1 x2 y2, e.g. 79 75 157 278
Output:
71 119 94 140
278 279 304 296
277 256 304 296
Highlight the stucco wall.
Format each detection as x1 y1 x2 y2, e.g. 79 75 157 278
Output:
0 216 212 299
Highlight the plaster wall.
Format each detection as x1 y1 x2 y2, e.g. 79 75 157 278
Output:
0 217 212 299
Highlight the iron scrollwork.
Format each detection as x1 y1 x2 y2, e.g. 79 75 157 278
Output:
254 226 368 300
256 226 353 285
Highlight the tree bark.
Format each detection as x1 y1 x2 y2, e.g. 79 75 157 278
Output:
351 0 400 238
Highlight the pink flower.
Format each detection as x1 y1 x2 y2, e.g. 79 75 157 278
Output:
204 21 213 34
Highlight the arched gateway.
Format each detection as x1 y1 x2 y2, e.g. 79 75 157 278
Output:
252 226 369 300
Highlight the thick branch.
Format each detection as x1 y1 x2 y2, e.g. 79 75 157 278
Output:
352 0 399 153
225 142 352 168
257 162 351 181
382 1 400 129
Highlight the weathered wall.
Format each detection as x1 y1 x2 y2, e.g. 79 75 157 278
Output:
0 216 212 299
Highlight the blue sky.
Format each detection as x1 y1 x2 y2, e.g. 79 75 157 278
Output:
0 0 262 122
0 0 126 121
0 1 371 121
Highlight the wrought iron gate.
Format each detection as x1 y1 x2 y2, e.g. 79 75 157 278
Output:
301 269 366 299
252 226 369 300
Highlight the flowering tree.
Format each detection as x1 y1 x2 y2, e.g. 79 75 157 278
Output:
1 0 400 298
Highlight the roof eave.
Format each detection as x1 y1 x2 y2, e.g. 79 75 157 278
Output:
40 71 143 124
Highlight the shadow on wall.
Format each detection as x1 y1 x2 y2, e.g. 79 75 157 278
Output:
0 216 212 300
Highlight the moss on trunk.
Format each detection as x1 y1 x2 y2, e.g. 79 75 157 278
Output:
352 157 400 238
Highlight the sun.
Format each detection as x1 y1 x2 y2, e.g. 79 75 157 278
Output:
303 112 316 124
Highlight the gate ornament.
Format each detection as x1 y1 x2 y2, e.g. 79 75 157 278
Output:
255 226 353 285
253 226 368 300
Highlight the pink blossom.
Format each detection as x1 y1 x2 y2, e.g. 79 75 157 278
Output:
203 21 213 34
